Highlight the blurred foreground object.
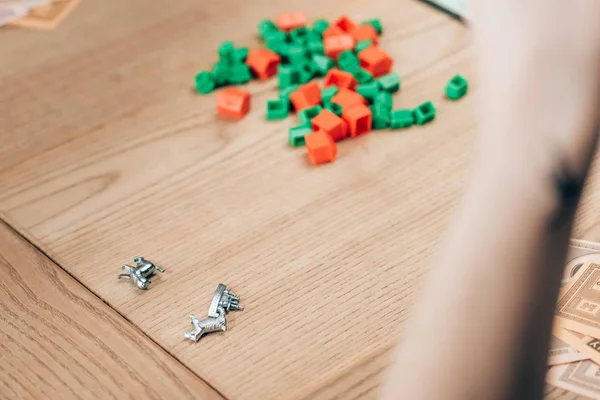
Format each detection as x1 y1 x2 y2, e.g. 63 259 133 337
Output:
0 0 48 26
8 0 79 30
420 0 467 20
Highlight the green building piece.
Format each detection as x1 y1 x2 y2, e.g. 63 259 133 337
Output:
278 65 300 89
279 84 299 110
233 47 248 63
306 31 321 43
338 50 359 73
298 61 316 83
266 100 287 120
290 27 310 45
353 68 373 85
445 74 468 100
390 109 414 129
298 105 323 124
312 18 330 36
355 39 373 53
413 101 436 125
307 39 324 55
218 41 235 64
357 81 379 102
371 104 391 129
289 124 313 147
277 43 292 61
211 62 229 86
264 29 286 42
321 86 339 105
194 71 215 94
325 102 342 117
287 45 308 64
258 19 278 39
362 18 382 34
312 54 335 76
377 72 401 93
373 91 393 109
266 99 289 120
265 31 287 53
340 64 359 74
228 63 252 84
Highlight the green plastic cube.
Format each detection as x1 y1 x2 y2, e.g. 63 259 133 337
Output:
445 74 468 100
194 71 215 94
279 65 300 89
321 86 339 105
357 82 379 102
277 43 292 61
258 19 278 39
211 62 229 86
306 29 323 43
298 61 316 83
265 31 287 52
298 105 323 124
218 41 235 63
306 31 321 42
353 68 373 84
264 29 286 41
233 47 249 63
373 91 393 109
312 18 330 36
338 53 359 74
290 27 310 45
355 40 373 53
377 72 401 93
325 102 342 117
289 124 313 147
279 84 300 110
228 63 252 84
413 101 436 125
371 104 390 129
390 109 414 129
362 18 382 34
288 45 308 64
312 54 335 76
341 65 359 74
266 99 289 120
338 50 359 72
265 30 286 41
307 40 324 55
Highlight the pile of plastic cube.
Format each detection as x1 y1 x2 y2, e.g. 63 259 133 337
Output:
194 12 468 165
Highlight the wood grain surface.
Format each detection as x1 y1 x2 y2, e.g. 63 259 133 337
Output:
1 0 598 399
0 221 223 399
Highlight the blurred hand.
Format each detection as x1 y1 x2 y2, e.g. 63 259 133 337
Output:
471 0 600 178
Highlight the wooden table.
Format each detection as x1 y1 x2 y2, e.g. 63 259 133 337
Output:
1 0 599 398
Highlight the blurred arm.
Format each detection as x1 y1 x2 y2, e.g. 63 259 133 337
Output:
382 1 600 399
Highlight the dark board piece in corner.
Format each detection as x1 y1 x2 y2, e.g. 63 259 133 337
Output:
417 0 466 23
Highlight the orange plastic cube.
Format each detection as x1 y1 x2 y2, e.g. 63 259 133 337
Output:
341 119 348 137
305 130 337 165
311 109 348 141
358 46 393 77
332 15 357 33
342 104 372 137
289 81 321 111
331 88 367 109
324 34 355 59
216 88 250 119
276 12 307 32
323 68 357 91
322 24 346 39
246 49 281 80
351 24 379 45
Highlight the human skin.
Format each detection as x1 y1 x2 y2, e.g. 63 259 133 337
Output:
382 1 600 399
